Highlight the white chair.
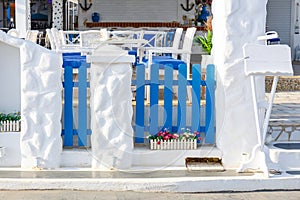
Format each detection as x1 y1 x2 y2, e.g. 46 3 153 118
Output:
146 27 196 78
25 30 39 43
140 30 168 48
59 30 81 47
51 28 63 52
140 28 183 60
257 31 280 45
7 29 19 38
109 29 143 50
51 28 81 53
46 28 56 50
80 29 108 50
143 27 196 102
110 30 138 40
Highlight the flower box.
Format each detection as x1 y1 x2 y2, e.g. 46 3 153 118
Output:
150 139 197 150
0 120 21 132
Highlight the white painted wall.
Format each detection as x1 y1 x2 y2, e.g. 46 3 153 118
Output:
213 0 267 169
78 0 189 30
0 40 21 113
0 31 63 169
87 45 135 170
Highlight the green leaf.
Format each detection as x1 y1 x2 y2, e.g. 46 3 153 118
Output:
194 30 213 55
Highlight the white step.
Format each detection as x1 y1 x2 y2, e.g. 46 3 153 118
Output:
268 142 300 171
132 146 222 167
60 146 223 168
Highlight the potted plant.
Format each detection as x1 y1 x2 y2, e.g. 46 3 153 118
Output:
148 128 202 150
194 29 212 55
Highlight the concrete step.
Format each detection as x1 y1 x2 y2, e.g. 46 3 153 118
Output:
268 142 300 171
132 146 222 167
60 146 223 169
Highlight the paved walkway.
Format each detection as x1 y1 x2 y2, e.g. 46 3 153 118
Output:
267 91 300 141
1 190 300 200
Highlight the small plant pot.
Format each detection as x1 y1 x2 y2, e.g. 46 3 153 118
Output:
201 54 213 70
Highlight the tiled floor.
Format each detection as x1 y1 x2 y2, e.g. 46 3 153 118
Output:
266 92 300 141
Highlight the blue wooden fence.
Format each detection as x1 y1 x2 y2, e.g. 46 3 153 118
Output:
132 63 215 144
62 58 215 147
62 54 91 147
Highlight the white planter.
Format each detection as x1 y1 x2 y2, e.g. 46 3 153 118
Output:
0 120 21 132
201 54 213 70
150 139 197 150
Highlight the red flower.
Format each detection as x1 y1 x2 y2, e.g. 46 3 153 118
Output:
157 141 161 145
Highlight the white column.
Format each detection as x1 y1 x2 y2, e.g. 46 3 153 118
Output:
15 0 30 38
20 41 63 169
87 45 135 170
52 0 64 29
213 0 268 168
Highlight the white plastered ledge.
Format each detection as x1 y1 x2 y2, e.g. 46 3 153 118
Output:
0 31 63 169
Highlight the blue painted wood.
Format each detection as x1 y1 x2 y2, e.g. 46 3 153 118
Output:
192 64 201 132
205 64 215 144
164 64 173 130
135 64 145 143
150 64 159 135
63 65 74 146
177 64 187 132
78 62 88 146
62 54 89 147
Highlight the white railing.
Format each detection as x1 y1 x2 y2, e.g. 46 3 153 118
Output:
0 121 21 132
150 139 197 150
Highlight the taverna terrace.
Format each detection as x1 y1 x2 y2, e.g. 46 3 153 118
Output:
0 0 300 192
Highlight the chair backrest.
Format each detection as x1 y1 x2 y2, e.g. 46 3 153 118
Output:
46 29 56 50
181 27 197 63
100 28 109 40
51 28 63 51
171 28 183 49
110 30 137 39
59 30 81 46
7 29 19 37
80 30 107 48
142 30 168 47
25 30 39 43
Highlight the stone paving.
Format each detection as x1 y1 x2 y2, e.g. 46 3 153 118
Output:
1 190 300 200
266 91 300 141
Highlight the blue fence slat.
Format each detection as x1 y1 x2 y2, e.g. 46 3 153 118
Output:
78 63 88 146
205 64 215 144
135 64 145 143
63 65 74 146
192 64 201 132
150 64 159 135
177 64 187 132
164 64 173 130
